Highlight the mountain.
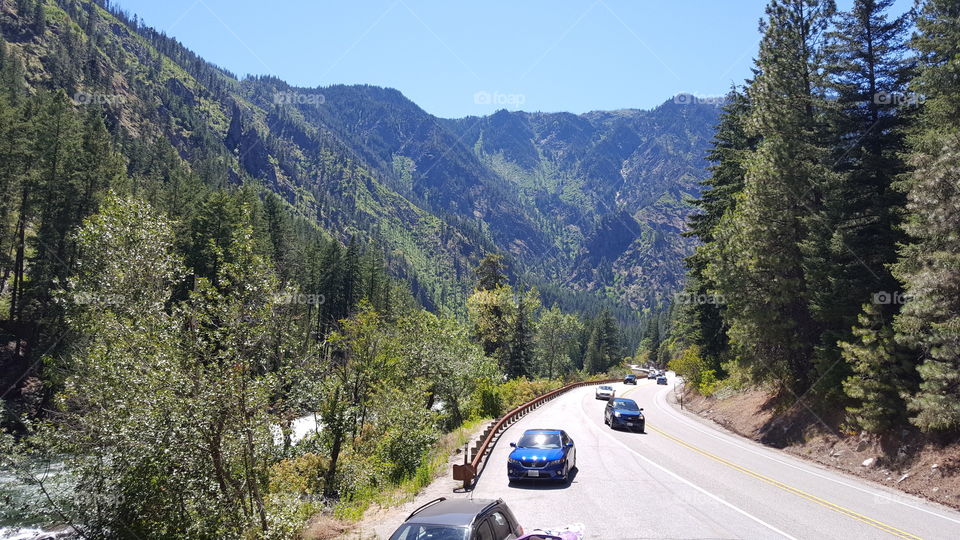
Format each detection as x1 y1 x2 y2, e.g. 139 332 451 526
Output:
0 0 719 313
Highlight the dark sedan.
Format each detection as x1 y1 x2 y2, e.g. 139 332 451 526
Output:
604 398 645 432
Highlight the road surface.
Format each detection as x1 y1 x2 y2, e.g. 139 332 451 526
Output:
378 375 960 539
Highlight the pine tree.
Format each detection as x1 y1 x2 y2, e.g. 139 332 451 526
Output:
506 290 537 379
682 88 755 376
706 0 836 393
894 0 960 432
810 0 911 397
475 252 507 291
841 302 919 432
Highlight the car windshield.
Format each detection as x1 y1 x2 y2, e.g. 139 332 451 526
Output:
389 523 469 540
517 432 562 449
613 399 640 411
599 386 612 391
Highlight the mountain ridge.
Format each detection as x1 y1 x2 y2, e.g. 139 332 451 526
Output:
0 0 720 314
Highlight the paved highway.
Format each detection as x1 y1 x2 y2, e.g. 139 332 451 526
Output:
377 376 960 539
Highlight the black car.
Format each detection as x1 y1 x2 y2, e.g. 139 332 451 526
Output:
389 497 523 540
657 375 668 385
623 374 637 385
604 397 645 432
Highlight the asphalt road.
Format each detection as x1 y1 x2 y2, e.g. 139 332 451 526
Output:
460 376 960 539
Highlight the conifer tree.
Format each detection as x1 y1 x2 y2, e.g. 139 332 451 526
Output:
894 0 960 431
706 0 836 393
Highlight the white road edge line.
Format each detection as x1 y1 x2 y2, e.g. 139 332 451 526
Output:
579 390 799 540
651 381 960 526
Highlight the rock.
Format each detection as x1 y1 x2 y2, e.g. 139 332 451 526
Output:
862 457 877 468
897 473 910 484
856 440 869 452
933 487 940 493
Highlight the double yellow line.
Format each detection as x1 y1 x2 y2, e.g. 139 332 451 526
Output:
618 385 923 540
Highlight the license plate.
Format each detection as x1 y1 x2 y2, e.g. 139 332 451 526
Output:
527 470 540 477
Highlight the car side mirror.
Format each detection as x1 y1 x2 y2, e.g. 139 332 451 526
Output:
640 408 644 411
509 442 516 448
565 442 574 448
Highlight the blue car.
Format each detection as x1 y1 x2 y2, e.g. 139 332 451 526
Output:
507 429 577 483
604 397 645 432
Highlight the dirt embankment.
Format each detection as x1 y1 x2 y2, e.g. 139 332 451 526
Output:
680 388 960 510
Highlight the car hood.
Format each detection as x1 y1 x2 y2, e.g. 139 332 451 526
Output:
509 447 565 461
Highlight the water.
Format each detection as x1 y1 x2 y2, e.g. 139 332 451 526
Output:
0 460 73 539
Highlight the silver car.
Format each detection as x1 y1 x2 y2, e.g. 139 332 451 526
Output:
595 385 615 400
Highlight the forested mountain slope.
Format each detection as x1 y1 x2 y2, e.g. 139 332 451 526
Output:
0 0 718 314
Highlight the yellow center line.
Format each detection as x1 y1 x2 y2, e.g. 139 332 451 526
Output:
616 385 923 540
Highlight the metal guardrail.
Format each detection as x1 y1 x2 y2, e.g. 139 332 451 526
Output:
452 378 619 489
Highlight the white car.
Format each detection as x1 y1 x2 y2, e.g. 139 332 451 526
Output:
595 385 615 400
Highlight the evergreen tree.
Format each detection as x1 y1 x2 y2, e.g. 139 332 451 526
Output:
811 0 911 397
706 0 836 393
682 87 755 375
841 302 919 432
475 252 507 291
894 0 960 432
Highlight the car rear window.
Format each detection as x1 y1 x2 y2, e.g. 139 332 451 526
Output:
389 524 469 540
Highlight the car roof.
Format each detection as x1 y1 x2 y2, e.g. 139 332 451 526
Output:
406 498 500 526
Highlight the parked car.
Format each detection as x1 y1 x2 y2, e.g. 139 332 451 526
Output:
623 374 637 385
595 385 615 400
657 375 668 385
388 497 523 540
507 429 577 483
604 397 645 432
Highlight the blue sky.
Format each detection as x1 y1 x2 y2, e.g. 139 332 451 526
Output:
111 0 913 118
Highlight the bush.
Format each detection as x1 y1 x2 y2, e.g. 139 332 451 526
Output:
698 369 719 396
268 453 329 497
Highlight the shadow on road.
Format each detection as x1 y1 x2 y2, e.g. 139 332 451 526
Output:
507 467 580 490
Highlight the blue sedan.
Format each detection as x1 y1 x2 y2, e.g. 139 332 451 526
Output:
507 429 577 484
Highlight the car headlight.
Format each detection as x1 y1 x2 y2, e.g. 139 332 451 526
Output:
508 458 521 465
546 459 565 467
614 411 622 417
638 414 644 419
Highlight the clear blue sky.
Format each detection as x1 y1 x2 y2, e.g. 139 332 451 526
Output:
111 0 913 118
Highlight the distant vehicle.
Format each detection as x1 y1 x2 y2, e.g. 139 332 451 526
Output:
604 397 645 432
647 372 657 379
623 374 637 385
507 429 577 483
388 497 523 540
657 375 668 385
595 385 615 400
